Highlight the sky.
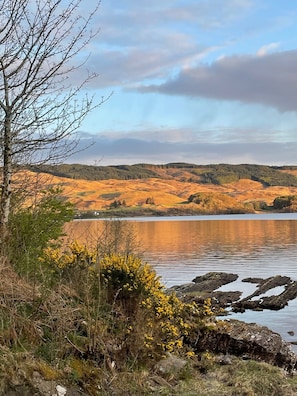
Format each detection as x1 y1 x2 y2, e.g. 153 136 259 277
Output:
68 0 297 166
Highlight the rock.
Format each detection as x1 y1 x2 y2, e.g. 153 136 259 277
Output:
242 277 264 284
188 319 297 372
191 272 238 291
56 384 67 396
4 371 88 396
216 354 233 365
154 353 187 375
171 272 297 313
182 290 242 315
168 272 241 302
232 276 297 311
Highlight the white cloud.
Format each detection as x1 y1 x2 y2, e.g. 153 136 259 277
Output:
257 42 280 56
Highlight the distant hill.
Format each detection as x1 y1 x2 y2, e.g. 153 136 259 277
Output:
27 163 297 217
30 163 297 187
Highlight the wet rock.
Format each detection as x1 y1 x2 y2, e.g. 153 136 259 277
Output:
169 272 238 297
182 291 242 315
191 272 238 291
232 276 297 311
188 319 297 372
170 272 297 313
211 290 242 305
242 277 264 284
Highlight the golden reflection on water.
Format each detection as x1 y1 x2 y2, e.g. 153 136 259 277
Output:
65 218 297 257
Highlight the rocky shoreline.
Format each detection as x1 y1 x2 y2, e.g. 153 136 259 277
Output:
169 271 297 371
170 271 297 313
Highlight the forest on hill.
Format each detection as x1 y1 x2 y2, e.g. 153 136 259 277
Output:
31 163 297 187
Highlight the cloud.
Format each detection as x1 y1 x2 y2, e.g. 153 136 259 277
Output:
77 0 257 89
68 132 297 166
138 50 297 112
257 42 280 56
98 0 254 35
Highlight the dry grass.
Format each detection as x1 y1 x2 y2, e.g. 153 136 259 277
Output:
15 170 297 213
0 252 297 395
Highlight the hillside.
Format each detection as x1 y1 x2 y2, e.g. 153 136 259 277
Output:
31 163 297 186
25 163 297 217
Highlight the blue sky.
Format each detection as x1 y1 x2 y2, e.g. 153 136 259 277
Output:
69 0 297 166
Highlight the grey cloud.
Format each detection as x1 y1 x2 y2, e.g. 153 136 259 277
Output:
139 51 297 112
80 41 212 89
67 135 297 166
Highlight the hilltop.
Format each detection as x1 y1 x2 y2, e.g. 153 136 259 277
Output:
28 163 297 217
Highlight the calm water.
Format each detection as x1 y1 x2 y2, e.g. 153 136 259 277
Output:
66 213 297 349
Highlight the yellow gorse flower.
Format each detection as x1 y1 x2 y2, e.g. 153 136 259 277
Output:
42 241 97 270
41 243 214 360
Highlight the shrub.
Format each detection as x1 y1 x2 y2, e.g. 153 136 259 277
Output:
188 192 245 214
273 195 297 211
41 240 97 289
7 187 74 281
42 244 211 366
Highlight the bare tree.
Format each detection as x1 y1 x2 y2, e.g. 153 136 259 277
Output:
0 0 105 233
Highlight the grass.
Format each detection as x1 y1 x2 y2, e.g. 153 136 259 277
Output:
2 347 296 395
1 251 297 395
19 170 297 213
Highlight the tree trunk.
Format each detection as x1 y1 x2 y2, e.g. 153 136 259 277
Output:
0 114 12 236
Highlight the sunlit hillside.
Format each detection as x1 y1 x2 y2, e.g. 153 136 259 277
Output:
19 167 297 215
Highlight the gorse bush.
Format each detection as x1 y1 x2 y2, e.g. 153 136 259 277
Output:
100 254 200 361
42 240 97 289
100 253 162 301
42 242 209 365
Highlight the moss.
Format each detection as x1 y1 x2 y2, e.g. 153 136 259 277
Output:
36 361 61 381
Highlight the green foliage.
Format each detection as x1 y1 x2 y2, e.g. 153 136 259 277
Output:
7 187 74 279
1 204 297 393
30 163 297 187
109 199 126 209
198 164 297 186
188 192 247 214
30 163 160 180
145 197 155 205
273 195 297 211
100 192 121 200
249 200 269 211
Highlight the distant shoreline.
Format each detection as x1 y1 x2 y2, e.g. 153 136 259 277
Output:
74 208 295 220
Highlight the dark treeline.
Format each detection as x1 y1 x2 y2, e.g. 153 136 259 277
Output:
30 163 297 187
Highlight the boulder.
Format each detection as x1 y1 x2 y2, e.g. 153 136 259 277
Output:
189 319 297 372
169 272 239 297
192 272 238 291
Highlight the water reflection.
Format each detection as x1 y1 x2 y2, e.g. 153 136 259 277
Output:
66 217 297 286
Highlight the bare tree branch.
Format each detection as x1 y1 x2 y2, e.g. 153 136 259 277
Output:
0 0 105 231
